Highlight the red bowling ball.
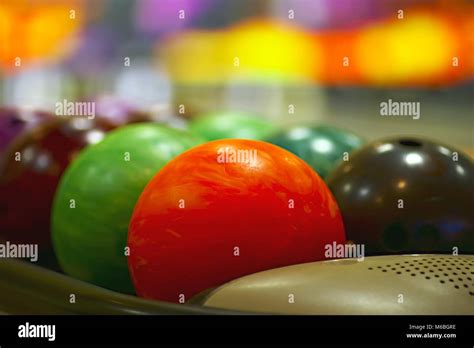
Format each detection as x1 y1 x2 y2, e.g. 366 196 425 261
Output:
0 116 114 267
0 107 52 157
128 139 345 303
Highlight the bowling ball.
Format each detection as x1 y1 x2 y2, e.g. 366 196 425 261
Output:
189 111 277 141
52 124 203 294
327 137 474 254
266 125 364 179
0 107 52 157
128 139 345 303
94 96 151 126
0 116 114 268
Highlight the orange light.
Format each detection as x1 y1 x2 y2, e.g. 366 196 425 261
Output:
354 12 458 86
0 1 83 72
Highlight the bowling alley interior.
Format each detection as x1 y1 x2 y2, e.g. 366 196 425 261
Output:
0 0 473 326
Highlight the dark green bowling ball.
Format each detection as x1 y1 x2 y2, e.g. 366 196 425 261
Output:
266 125 364 179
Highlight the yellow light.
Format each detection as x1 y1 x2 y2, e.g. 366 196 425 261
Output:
159 30 230 84
397 180 406 189
225 20 322 83
161 19 323 84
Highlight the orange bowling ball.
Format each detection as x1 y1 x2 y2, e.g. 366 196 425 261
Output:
128 139 345 302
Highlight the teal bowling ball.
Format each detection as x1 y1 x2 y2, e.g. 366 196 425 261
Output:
266 125 365 179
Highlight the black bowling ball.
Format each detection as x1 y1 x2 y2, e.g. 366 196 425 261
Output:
327 137 474 254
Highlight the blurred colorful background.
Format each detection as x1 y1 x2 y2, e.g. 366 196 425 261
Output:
0 0 473 316
0 0 473 150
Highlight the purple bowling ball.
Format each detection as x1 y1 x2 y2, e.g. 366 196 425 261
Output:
94 96 151 126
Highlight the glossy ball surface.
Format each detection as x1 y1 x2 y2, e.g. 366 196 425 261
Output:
189 111 277 141
0 117 114 267
266 125 364 179
327 137 474 254
128 139 345 302
52 124 202 293
0 107 52 157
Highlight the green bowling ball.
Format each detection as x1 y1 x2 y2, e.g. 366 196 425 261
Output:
51 124 202 294
266 125 365 179
189 111 277 141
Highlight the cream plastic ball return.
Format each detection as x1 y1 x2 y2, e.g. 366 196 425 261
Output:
195 254 474 315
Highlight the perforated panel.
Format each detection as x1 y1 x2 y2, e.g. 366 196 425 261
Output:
368 256 474 296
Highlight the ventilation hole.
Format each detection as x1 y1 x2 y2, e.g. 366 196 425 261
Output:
464 284 469 288
399 139 422 147
397 272 402 275
382 270 387 272
449 279 454 282
368 267 373 270
440 280 445 284
454 285 459 289
411 274 416 277
425 276 431 280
